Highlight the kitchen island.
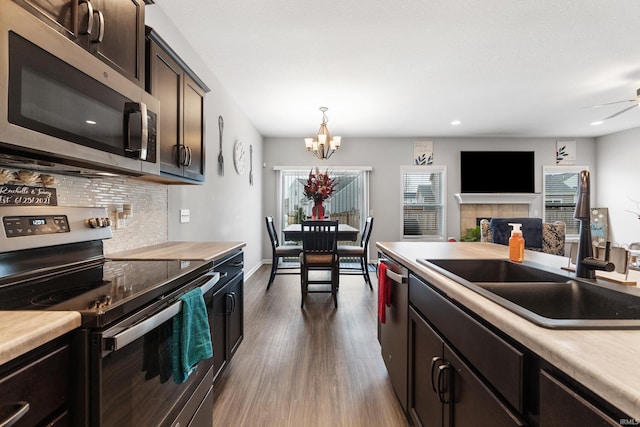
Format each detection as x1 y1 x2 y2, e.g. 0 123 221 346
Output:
377 241 640 424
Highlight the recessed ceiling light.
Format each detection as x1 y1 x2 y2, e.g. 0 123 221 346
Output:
86 120 97 125
591 121 603 126
451 120 461 125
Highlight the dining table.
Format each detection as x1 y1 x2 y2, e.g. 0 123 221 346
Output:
282 223 359 242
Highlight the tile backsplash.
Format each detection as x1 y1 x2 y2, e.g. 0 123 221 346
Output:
2 168 168 253
56 174 168 253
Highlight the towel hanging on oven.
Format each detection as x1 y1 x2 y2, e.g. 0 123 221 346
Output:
172 288 213 384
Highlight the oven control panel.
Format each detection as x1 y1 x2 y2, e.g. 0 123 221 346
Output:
3 215 70 237
0 206 112 253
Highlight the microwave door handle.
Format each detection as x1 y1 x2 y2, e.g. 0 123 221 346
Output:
123 101 148 160
103 273 219 353
139 102 148 161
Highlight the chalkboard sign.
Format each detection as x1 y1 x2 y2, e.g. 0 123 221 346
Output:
0 185 58 206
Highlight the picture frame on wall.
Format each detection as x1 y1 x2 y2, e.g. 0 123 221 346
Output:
556 140 576 164
414 140 433 165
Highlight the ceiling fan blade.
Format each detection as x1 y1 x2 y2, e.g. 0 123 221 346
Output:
603 104 639 121
584 99 636 109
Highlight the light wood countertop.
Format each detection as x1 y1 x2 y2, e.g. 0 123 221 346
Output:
106 241 245 261
376 241 640 420
0 311 81 366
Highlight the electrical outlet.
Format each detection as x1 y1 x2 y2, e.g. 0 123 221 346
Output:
180 209 190 223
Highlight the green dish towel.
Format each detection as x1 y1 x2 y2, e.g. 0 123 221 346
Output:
172 288 213 384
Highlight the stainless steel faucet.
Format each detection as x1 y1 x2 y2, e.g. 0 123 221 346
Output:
574 170 615 279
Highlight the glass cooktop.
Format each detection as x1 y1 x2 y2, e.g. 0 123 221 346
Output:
0 259 211 327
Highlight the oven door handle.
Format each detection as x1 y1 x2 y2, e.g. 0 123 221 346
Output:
103 272 219 353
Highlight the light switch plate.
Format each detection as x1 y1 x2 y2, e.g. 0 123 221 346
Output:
180 209 190 223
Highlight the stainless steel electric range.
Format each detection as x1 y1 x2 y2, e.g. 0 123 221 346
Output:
0 206 218 426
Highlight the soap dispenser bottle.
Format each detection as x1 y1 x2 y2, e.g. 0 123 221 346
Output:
508 223 524 263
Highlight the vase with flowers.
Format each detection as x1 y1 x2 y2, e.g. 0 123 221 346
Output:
303 167 336 219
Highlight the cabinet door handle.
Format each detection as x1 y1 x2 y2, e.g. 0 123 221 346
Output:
91 9 105 43
232 292 236 313
179 145 187 166
225 292 234 315
185 146 192 166
0 401 30 427
430 356 444 393
79 0 94 35
437 363 451 404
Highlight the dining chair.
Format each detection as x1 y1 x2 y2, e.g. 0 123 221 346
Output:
299 220 339 308
265 216 302 290
337 217 374 289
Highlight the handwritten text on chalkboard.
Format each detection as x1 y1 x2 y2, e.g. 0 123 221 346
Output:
0 185 58 206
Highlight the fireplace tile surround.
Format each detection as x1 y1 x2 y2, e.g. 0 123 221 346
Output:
460 203 529 235
455 193 541 237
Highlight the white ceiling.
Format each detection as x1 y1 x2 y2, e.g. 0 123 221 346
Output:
154 0 640 139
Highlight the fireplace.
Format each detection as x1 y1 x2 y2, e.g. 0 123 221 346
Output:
454 193 541 236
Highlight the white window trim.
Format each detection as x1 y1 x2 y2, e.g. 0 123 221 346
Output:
400 165 447 241
542 165 589 240
274 166 372 241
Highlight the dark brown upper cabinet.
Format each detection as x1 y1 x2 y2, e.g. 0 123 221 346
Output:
13 0 145 86
146 27 209 183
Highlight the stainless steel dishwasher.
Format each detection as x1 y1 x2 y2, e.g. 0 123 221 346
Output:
378 252 409 414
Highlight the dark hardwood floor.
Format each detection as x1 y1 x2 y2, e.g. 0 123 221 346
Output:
212 264 410 427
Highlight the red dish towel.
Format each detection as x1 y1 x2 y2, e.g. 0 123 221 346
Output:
378 263 390 324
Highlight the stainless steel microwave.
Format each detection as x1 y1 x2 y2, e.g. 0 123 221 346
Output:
0 1 159 176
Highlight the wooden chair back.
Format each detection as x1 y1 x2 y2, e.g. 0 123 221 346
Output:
301 220 339 263
360 217 374 250
265 216 280 249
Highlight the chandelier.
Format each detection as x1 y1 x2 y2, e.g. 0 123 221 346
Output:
304 107 341 160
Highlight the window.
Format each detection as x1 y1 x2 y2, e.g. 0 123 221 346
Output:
543 166 588 238
401 166 446 240
275 167 371 242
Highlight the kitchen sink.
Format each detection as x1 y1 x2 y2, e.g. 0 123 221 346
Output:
423 259 566 283
418 259 640 329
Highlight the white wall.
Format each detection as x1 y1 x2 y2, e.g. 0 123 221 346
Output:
263 136 597 259
595 127 640 245
146 6 264 275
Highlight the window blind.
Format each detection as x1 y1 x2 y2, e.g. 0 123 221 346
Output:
402 166 446 240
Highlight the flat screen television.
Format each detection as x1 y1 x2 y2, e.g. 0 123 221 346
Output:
460 151 535 193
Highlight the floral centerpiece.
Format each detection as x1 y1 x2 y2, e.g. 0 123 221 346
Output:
303 167 336 219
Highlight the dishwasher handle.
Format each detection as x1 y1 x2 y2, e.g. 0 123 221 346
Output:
103 272 219 353
379 257 408 283
385 268 407 284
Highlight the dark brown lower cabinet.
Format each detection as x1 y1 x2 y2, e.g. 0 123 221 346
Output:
408 306 445 427
408 307 525 427
211 251 244 384
386 262 634 427
0 336 71 426
445 344 525 427
539 370 621 427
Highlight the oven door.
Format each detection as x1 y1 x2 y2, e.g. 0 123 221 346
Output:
91 273 218 427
